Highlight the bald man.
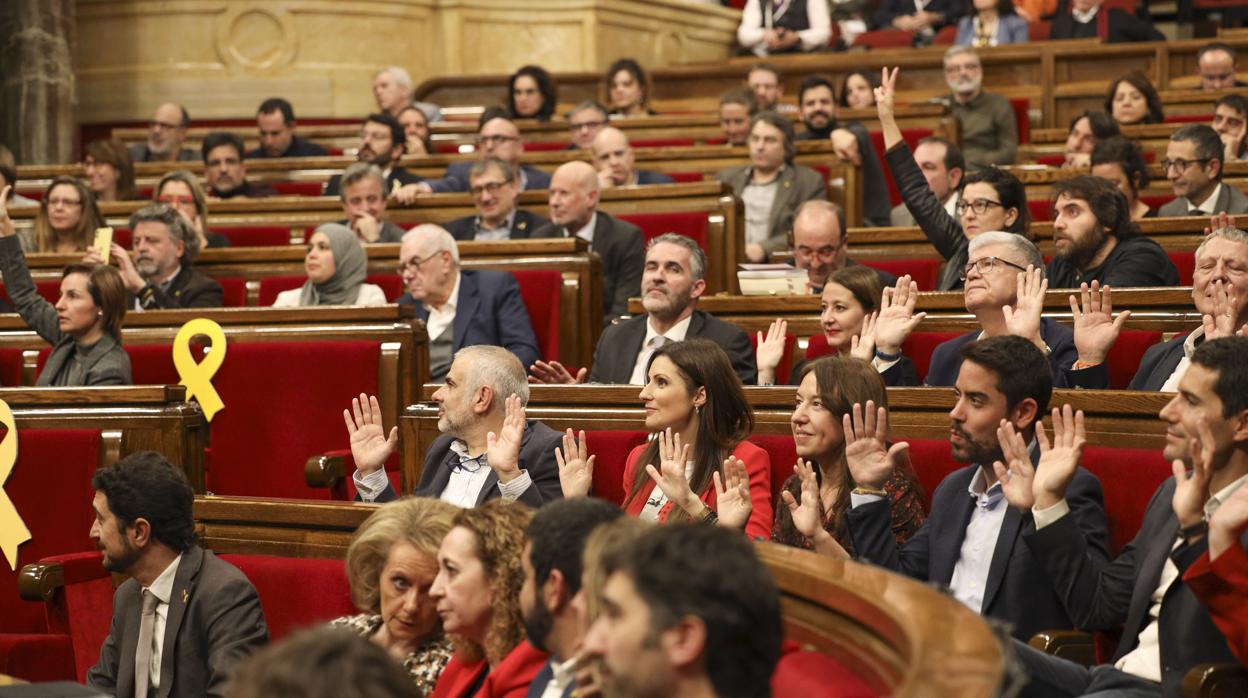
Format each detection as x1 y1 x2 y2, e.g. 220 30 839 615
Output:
130 102 197 163
591 127 674 189
533 161 644 321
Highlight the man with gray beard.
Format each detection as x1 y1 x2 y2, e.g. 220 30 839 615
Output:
943 46 1018 168
106 204 223 309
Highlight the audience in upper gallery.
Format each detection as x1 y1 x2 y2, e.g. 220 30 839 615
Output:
1105 70 1165 126
520 498 623 698
1213 93 1247 162
202 132 278 199
890 136 965 226
1159 124 1248 217
1198 41 1246 91
592 127 673 189
335 163 407 243
397 104 433 156
0 184 131 386
874 0 960 46
1064 215 1248 391
605 59 655 117
348 347 563 506
530 234 755 385
227 627 421 698
771 354 925 553
717 87 758 147
271 223 387 307
130 102 196 163
736 0 831 57
506 65 557 122
1048 0 1164 42
444 157 549 241
154 170 231 249
324 113 423 197
428 501 549 697
795 75 892 228
394 225 540 381
1046 175 1178 288
373 66 441 122
1012 337 1248 697
793 200 898 291
0 145 37 208
838 70 878 110
759 268 922 386
876 67 1031 291
943 46 1019 168
581 524 783 698
398 109 551 198
1061 109 1119 169
566 101 610 151
1184 478 1248 666
98 204 224 310
27 176 102 253
557 338 775 539
82 138 138 203
1090 135 1156 220
532 161 643 320
327 497 457 695
717 111 827 263
955 0 1030 47
248 97 329 159
746 63 793 113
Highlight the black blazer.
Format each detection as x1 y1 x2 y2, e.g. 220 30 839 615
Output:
131 267 224 309
586 310 757 385
323 166 424 197
884 142 967 291
1048 9 1165 43
849 458 1108 641
426 163 552 194
246 137 328 159
1024 477 1246 695
444 209 549 241
532 211 644 321
923 318 1089 388
371 420 563 508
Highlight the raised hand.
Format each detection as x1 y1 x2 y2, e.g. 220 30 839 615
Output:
1031 405 1087 511
779 458 823 539
485 394 526 483
529 360 588 384
873 275 926 355
344 393 397 475
874 67 900 129
555 428 596 498
849 312 878 362
1070 281 1130 366
843 400 909 490
755 318 788 385
1003 265 1047 348
1201 279 1245 340
1172 415 1217 529
1204 212 1237 237
0 185 13 237
992 418 1038 510
1209 480 1248 559
645 428 698 515
713 455 753 530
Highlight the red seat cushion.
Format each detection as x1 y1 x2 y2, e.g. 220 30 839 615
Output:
617 211 709 250
748 434 800 506
0 279 62 306
271 181 327 196
0 634 75 682
585 430 649 506
0 347 26 386
257 275 307 306
1107 329 1162 390
860 258 941 291
667 171 704 183
215 277 248 307
632 138 695 149
364 274 404 302
512 270 563 363
902 331 964 384
852 29 914 49
906 438 961 511
1168 251 1194 286
212 226 293 247
772 646 876 698
1080 446 1171 555
220 555 356 641
1140 194 1174 213
35 551 115 681
1029 199 1054 222
869 129 934 207
1010 98 1031 145
804 333 836 363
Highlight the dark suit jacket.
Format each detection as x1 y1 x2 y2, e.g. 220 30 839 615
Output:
635 170 674 185
586 310 757 385
86 545 269 698
532 211 644 320
884 142 967 291
716 164 827 256
132 267 224 309
398 269 541 377
128 144 197 163
924 318 1085 388
444 209 549 241
874 0 960 29
1158 183 1248 217
246 137 327 159
211 180 278 199
371 420 564 507
524 661 576 698
1025 477 1246 695
1048 8 1165 43
1045 235 1179 289
849 457 1108 641
323 166 424 197
425 162 552 194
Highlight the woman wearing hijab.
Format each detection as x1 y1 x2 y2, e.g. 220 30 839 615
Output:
273 223 387 307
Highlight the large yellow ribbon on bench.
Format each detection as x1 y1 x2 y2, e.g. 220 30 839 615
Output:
0 399 29 571
174 318 227 422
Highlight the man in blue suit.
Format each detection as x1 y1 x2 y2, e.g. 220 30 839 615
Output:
395 108 551 200
396 224 540 381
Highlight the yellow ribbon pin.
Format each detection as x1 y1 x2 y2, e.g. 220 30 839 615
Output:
173 319 228 422
0 399 30 571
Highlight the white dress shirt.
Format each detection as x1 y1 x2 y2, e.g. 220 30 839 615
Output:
142 554 183 692
571 212 598 247
1159 327 1205 393
535 655 580 698
424 273 462 342
1190 184 1224 216
1071 5 1099 23
948 467 1009 612
628 313 694 385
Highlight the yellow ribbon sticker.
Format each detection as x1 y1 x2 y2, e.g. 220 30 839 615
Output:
0 399 29 571
173 318 228 422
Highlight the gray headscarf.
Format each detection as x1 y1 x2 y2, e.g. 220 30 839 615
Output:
299 223 367 306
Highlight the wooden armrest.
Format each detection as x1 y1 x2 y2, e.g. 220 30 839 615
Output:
19 561 65 602
1028 629 1096 667
1182 662 1248 698
304 453 346 488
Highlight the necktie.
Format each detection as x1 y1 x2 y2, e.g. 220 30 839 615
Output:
134 589 157 698
1190 209 1206 216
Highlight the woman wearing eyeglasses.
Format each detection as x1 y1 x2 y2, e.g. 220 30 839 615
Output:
153 171 231 249
875 67 1031 291
273 223 387 307
29 176 103 253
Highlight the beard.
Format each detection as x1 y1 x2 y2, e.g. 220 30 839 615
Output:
1057 225 1108 271
950 423 1002 464
522 592 555 652
948 76 982 96
101 538 141 573
641 286 692 322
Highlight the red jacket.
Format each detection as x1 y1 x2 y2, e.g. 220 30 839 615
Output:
621 440 774 539
431 641 549 698
1183 543 1248 665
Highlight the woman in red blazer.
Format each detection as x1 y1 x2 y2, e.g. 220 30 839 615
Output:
558 338 774 538
1183 482 1248 665
430 501 548 698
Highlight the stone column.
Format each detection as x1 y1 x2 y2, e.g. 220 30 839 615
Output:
0 0 75 165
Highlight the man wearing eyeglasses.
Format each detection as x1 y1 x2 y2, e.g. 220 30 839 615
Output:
129 103 196 163
566 101 610 151
324 113 424 197
1159 124 1248 218
396 109 551 199
443 157 548 242
791 200 895 293
942 47 1017 169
